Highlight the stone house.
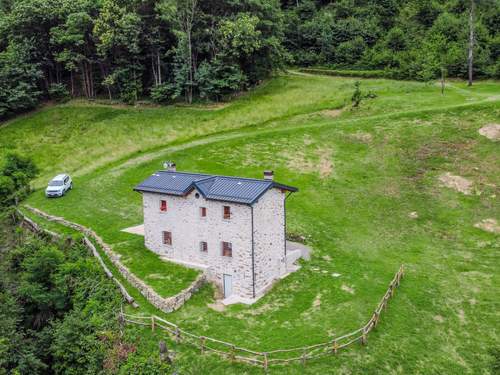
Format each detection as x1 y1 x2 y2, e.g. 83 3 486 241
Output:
134 164 300 303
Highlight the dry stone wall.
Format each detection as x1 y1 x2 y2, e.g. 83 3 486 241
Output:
21 206 206 313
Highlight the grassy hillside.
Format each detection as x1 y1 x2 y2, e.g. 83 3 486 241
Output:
2 74 497 186
3 73 499 373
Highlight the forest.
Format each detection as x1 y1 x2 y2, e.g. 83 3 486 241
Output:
0 0 499 119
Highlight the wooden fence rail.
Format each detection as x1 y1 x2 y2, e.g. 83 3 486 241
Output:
17 206 405 368
120 265 405 368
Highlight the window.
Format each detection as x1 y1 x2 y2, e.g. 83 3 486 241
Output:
223 206 231 219
200 207 207 217
160 200 167 212
162 231 172 245
200 241 208 252
222 241 232 257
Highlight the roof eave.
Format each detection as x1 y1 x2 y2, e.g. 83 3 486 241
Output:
271 181 298 193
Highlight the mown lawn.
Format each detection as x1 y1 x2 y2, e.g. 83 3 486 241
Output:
6 73 500 373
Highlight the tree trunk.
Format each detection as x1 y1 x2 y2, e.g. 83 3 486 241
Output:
187 29 193 104
152 55 158 86
157 51 162 85
467 0 475 87
80 63 88 98
441 68 445 95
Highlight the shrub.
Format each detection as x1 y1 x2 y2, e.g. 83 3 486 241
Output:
0 153 38 206
150 83 176 104
196 60 246 101
299 67 394 79
48 83 70 103
351 81 377 108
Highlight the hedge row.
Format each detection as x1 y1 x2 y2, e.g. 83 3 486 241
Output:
298 68 397 79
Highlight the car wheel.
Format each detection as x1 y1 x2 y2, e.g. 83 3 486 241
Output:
70 183 73 189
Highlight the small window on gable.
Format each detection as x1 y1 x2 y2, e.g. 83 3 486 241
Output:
160 200 167 212
222 241 232 257
200 207 207 217
200 241 208 252
223 206 231 220
162 231 172 245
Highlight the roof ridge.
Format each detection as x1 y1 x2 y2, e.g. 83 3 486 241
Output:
156 169 273 183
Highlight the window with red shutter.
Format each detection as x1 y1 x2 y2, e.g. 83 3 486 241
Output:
160 200 167 212
162 231 172 245
223 206 231 219
222 241 232 257
200 207 207 217
200 241 208 252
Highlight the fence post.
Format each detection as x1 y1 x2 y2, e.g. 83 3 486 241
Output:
151 316 155 332
373 311 380 328
332 340 338 355
263 352 268 371
301 349 307 367
200 336 206 354
361 327 367 346
175 327 181 343
230 345 236 362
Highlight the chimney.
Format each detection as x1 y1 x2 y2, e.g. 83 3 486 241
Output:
163 161 176 172
263 170 274 180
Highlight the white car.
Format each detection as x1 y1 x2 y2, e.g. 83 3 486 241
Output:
45 174 72 197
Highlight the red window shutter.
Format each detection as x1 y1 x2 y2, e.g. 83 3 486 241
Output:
200 207 207 217
160 200 167 212
223 206 231 219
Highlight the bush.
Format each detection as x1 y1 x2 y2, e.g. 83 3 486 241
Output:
150 83 176 104
351 81 377 108
0 153 38 206
48 83 70 103
0 175 15 206
196 60 246 101
299 67 394 79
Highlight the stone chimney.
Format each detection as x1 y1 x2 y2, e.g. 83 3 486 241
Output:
163 161 176 172
263 170 274 180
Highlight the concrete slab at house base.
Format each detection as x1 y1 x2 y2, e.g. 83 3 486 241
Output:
121 224 145 236
286 240 311 260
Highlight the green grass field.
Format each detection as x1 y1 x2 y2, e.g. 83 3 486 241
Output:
2 72 499 373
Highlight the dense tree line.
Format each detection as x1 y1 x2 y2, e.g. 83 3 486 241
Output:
0 0 285 118
0 0 499 119
0 154 174 374
283 0 500 81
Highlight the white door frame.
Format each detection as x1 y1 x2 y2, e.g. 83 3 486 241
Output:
223 274 232 298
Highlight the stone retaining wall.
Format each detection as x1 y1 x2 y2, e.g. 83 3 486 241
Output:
21 206 206 313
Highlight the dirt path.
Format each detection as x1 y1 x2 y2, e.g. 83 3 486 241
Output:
101 98 499 177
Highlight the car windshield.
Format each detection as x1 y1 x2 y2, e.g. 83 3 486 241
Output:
48 180 63 186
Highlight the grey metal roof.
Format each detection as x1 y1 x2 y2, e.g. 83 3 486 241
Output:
134 171 298 205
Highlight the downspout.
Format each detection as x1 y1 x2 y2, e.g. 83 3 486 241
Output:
251 205 256 299
284 191 293 257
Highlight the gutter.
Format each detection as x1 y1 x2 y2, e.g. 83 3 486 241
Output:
251 205 256 298
284 191 293 256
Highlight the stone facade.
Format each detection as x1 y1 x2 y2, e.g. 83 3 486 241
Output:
142 186 290 300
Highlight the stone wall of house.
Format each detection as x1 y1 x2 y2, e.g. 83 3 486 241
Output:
143 186 288 300
143 189 255 299
252 188 287 297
